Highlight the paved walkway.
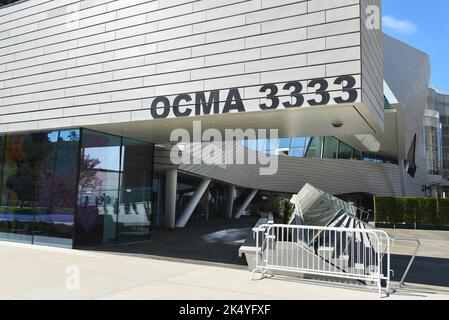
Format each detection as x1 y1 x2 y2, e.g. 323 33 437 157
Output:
1 241 448 300
384 228 449 259
382 228 449 288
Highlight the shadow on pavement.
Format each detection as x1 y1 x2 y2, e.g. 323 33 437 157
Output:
88 218 449 290
391 254 449 288
88 217 258 267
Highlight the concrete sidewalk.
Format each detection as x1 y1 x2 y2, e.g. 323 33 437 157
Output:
1 241 448 300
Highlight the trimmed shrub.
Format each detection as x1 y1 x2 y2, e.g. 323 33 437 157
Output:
374 196 397 224
417 198 437 225
374 196 449 229
438 199 449 226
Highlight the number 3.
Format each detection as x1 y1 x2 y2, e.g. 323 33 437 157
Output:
259 84 280 110
334 75 358 103
283 81 304 108
307 79 330 106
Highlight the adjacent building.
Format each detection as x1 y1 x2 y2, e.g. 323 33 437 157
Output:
426 86 449 197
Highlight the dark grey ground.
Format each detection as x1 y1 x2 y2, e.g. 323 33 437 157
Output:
91 217 257 268
90 219 449 289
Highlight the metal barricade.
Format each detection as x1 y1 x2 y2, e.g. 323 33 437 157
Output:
251 224 392 297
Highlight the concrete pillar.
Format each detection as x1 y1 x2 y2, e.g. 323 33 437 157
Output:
165 169 178 229
234 189 258 219
176 178 211 228
225 185 235 219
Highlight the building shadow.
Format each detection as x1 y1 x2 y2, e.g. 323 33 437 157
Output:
88 217 258 267
390 254 449 288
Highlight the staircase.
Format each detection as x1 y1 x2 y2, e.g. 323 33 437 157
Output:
248 184 392 295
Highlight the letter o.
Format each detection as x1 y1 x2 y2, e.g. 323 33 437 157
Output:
151 96 170 119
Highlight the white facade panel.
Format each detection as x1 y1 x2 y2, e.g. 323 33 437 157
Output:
0 0 383 136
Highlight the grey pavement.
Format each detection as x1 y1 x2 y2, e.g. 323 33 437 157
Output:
2 221 449 300
1 240 448 300
381 228 449 288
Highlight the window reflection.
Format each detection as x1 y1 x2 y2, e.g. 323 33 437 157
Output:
241 136 398 164
0 130 80 247
75 130 121 246
322 137 339 159
75 130 153 247
117 138 153 243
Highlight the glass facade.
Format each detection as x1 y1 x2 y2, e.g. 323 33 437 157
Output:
243 136 398 164
428 87 449 178
174 173 229 225
240 95 399 165
0 130 80 247
0 128 154 248
75 129 153 247
151 169 166 228
423 110 442 175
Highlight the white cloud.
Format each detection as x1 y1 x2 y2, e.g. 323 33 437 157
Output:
383 15 417 35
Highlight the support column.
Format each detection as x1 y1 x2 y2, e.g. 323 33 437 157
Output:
225 185 235 219
165 169 178 229
234 189 258 219
176 178 211 228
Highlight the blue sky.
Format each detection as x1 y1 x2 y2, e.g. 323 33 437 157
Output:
382 0 449 91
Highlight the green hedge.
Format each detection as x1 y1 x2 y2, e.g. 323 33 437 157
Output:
374 196 449 229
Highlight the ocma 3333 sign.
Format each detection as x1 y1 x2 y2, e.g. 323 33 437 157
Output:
149 75 358 119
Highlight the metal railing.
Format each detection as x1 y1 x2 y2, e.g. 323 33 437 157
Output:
251 224 392 297
389 236 421 288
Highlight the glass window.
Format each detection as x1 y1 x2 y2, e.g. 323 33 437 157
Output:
75 130 122 247
117 138 153 243
323 137 339 159
352 150 362 160
305 137 323 158
338 141 353 159
291 137 309 148
33 130 80 247
266 139 279 152
246 140 257 151
151 169 165 228
207 182 228 220
0 135 36 244
255 140 265 152
279 138 291 149
290 148 305 158
0 131 80 247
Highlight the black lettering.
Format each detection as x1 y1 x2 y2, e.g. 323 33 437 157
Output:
307 79 330 106
173 94 192 117
259 84 279 110
223 88 245 113
195 90 220 115
334 75 358 104
283 81 304 108
151 96 170 119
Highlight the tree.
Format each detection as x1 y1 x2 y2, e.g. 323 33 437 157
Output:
78 154 102 192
